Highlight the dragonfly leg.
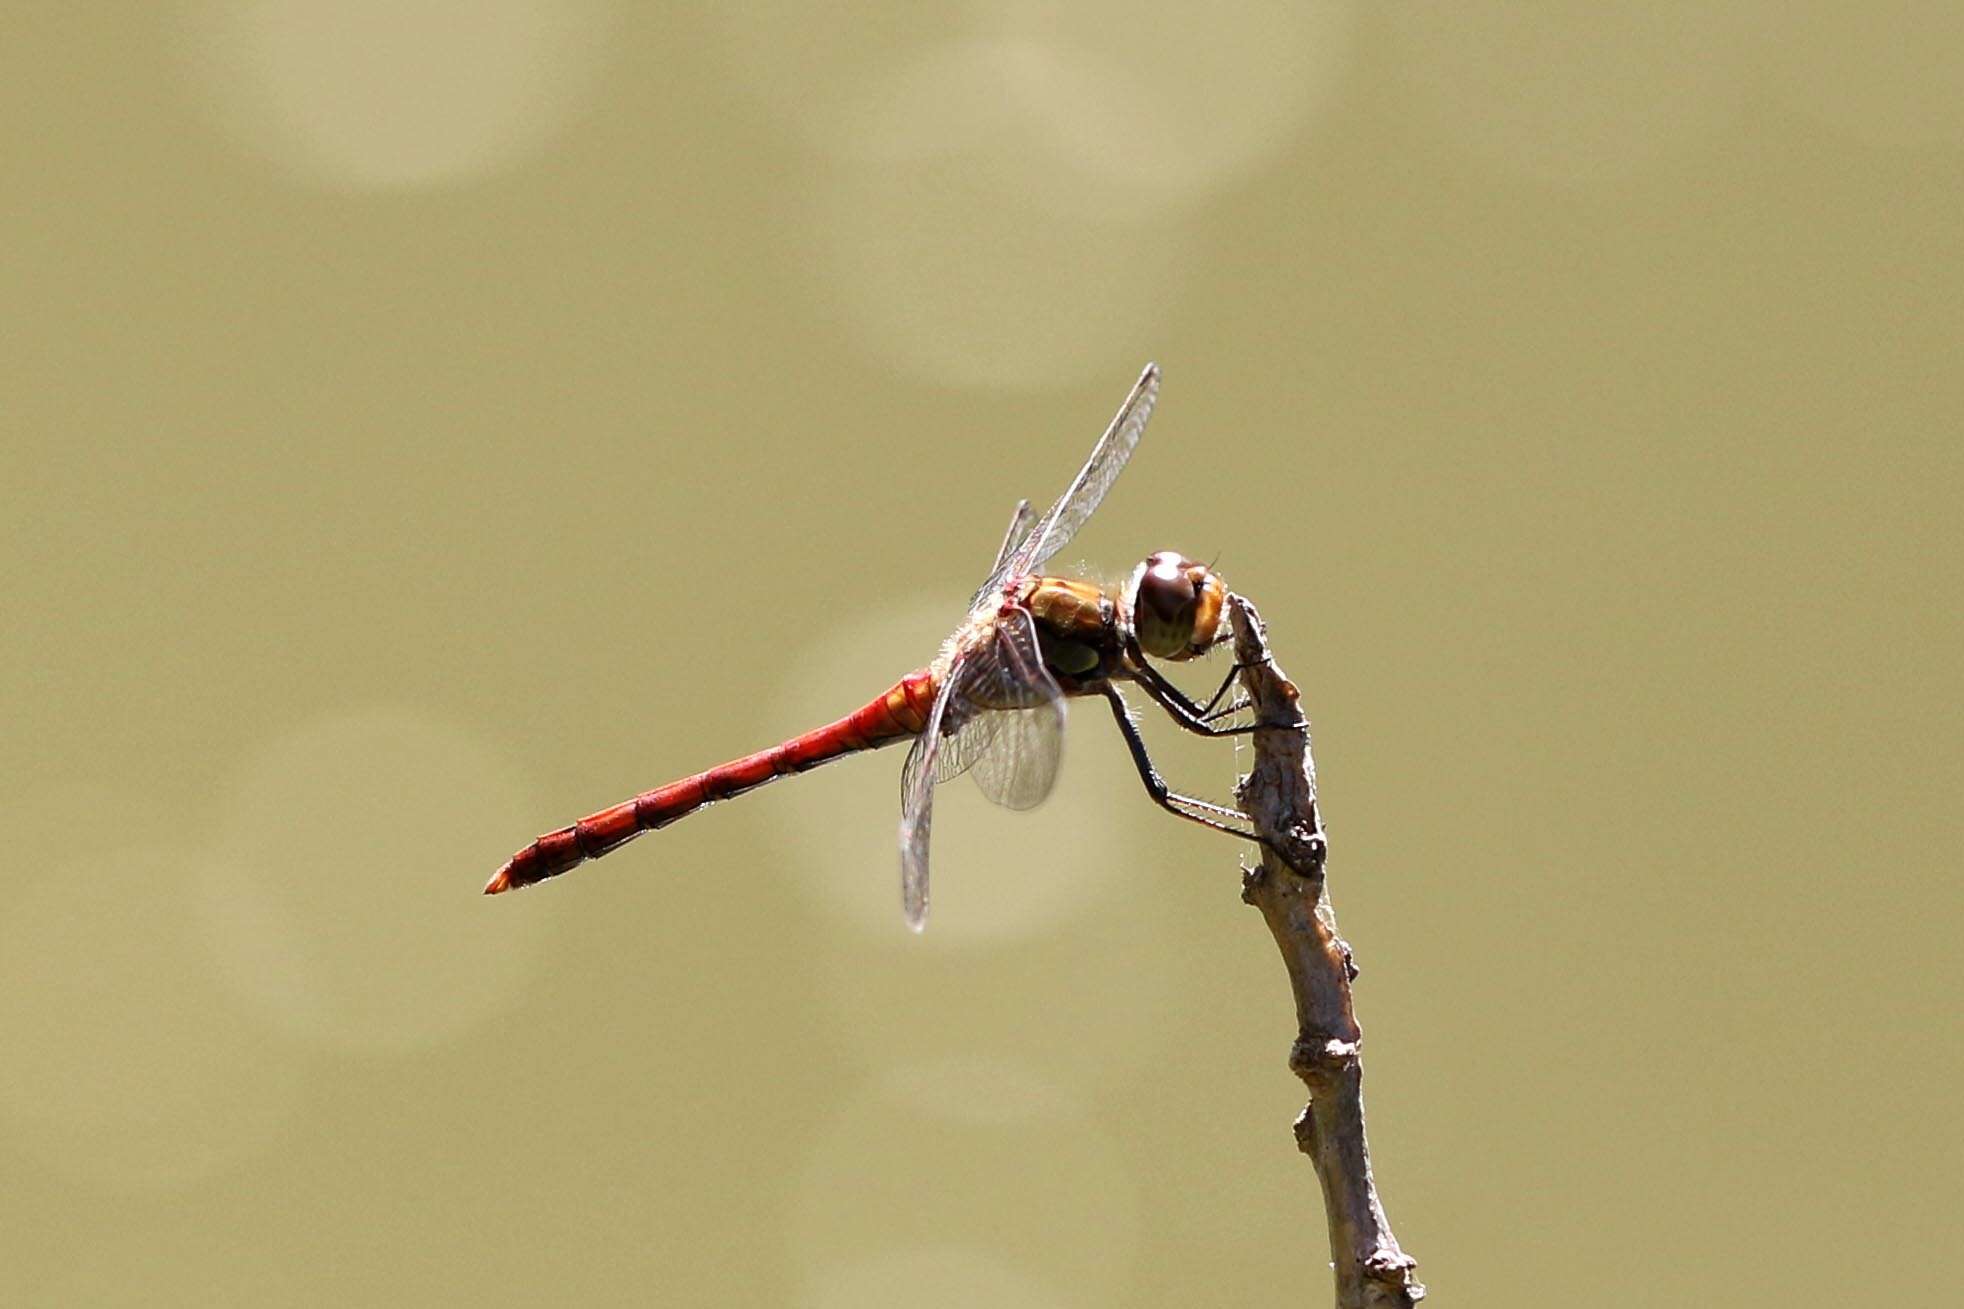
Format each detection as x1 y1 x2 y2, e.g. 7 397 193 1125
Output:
1101 686 1266 844
1197 657 1272 722
1195 660 1246 717
1204 694 1254 723
1127 658 1262 738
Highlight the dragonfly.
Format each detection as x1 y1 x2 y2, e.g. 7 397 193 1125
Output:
485 363 1264 929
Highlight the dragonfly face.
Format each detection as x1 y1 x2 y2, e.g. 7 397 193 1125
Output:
1125 551 1228 662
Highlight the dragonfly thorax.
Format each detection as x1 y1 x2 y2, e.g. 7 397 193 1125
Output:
1125 552 1227 661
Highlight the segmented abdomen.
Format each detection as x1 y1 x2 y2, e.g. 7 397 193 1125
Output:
485 669 940 894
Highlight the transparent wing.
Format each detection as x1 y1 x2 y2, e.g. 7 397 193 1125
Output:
935 706 1004 782
1012 361 1160 578
897 606 1071 928
971 499 1038 607
961 607 1067 812
897 664 962 933
989 499 1037 575
968 704 1065 811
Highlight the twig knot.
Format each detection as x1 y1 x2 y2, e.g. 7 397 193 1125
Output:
1289 1035 1361 1081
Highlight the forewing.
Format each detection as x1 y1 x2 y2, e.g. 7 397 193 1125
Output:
898 661 962 932
963 608 1067 812
1013 362 1160 578
989 499 1037 576
972 499 1038 607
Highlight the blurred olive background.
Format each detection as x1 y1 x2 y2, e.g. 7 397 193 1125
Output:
3 4 1959 1306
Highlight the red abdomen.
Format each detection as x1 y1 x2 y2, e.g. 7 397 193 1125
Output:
485 669 939 894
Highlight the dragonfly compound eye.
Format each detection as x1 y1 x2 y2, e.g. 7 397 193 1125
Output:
1133 552 1200 658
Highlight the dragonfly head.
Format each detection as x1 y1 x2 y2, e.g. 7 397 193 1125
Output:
1126 551 1227 661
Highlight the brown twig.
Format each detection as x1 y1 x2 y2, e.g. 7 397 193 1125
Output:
1228 593 1424 1308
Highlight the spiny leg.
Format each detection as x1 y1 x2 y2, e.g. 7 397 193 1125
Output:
1100 685 1265 844
1197 658 1271 723
1195 659 1248 717
1203 694 1253 723
1128 657 1262 739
